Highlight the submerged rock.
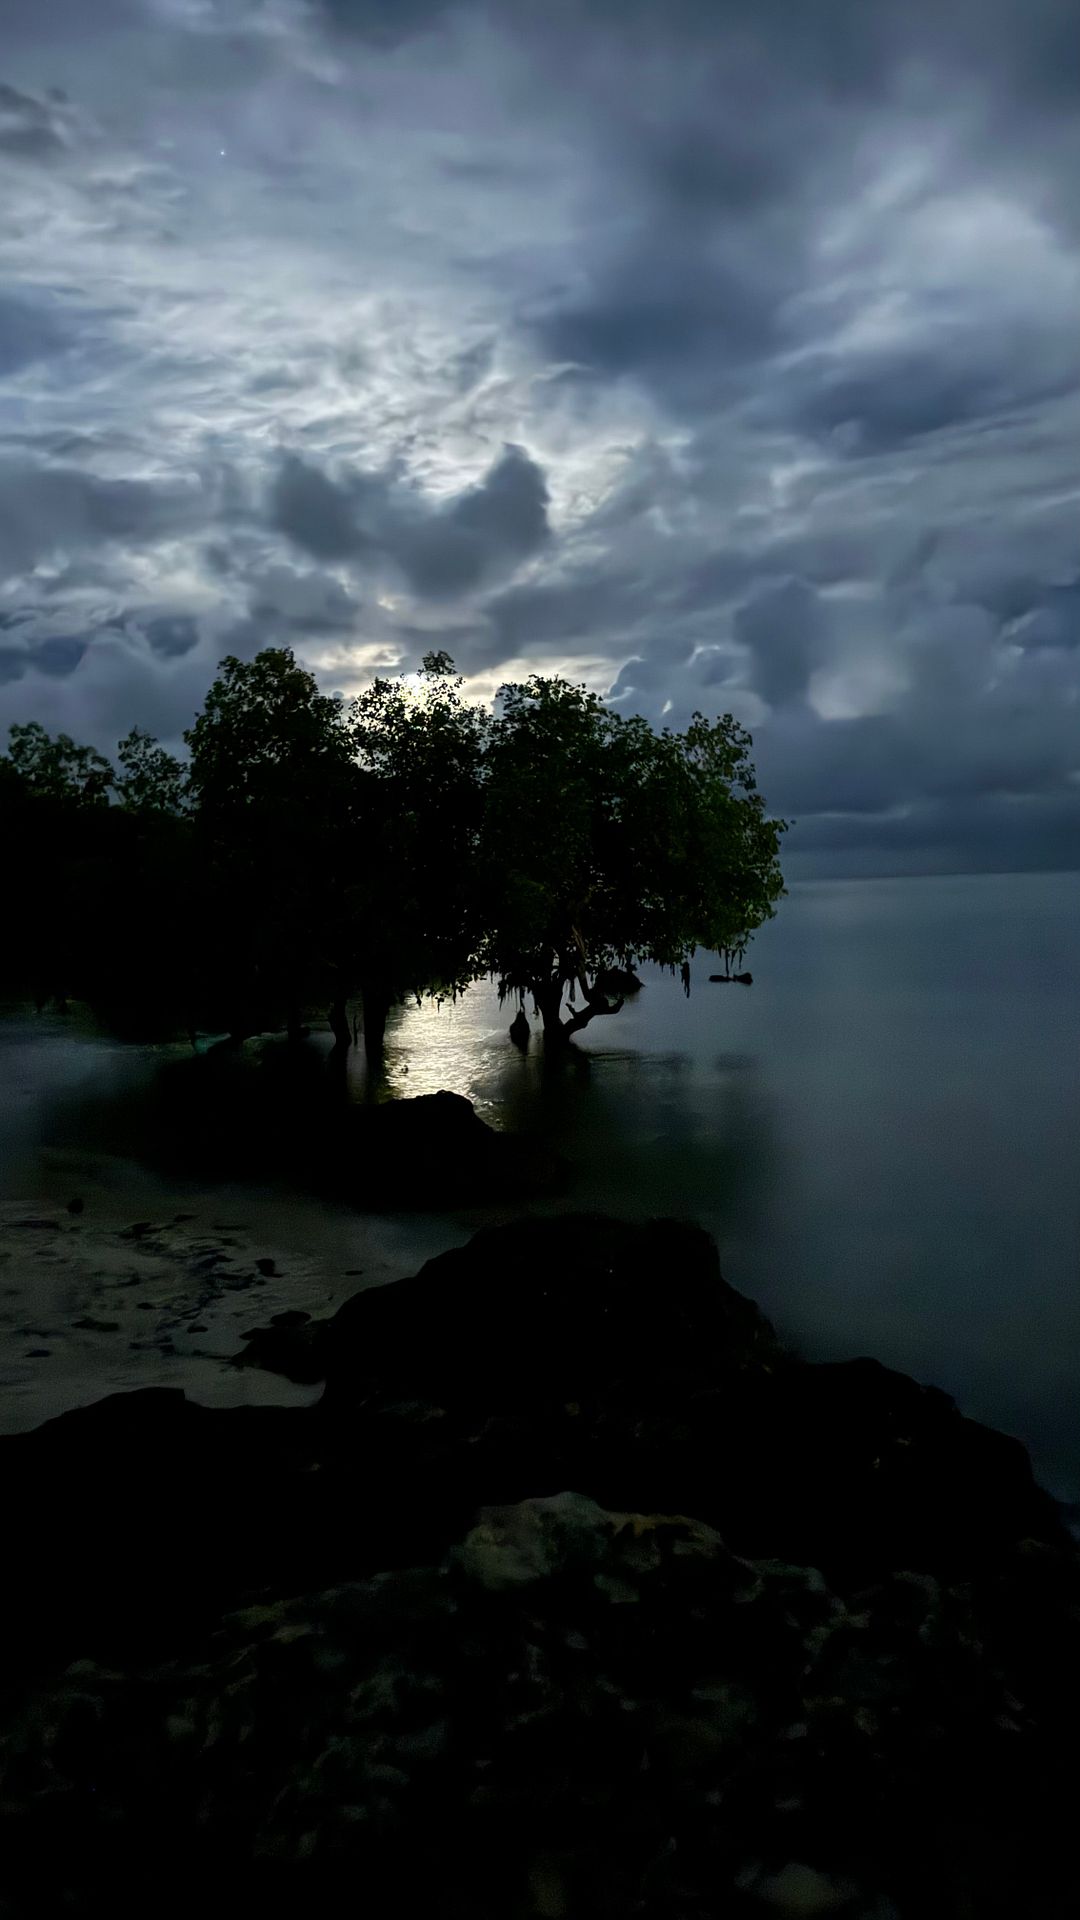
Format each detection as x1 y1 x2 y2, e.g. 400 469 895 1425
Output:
325 1090 562 1207
120 1045 562 1209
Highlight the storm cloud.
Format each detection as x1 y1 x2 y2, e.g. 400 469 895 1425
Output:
0 0 1078 868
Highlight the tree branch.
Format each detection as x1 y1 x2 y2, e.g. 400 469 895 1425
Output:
562 992 624 1038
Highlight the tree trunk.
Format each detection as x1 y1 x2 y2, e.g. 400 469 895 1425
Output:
535 970 624 1047
328 995 351 1051
359 980 390 1072
535 982 568 1045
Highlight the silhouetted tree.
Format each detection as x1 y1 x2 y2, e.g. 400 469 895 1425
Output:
0 723 116 1010
184 649 357 1046
347 651 488 1063
477 675 786 1044
0 649 785 1066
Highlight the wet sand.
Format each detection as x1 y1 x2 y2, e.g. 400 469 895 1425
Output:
0 1155 466 1434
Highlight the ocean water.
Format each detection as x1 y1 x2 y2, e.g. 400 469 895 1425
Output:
388 869 1080 1497
3 869 1080 1494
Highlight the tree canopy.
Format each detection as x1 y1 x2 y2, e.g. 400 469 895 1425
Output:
479 675 785 1040
0 648 785 1060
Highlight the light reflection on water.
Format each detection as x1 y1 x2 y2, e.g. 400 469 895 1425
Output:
3 869 1080 1497
376 872 1080 1499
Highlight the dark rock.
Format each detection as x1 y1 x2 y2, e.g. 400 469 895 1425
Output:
189 1324 208 1334
139 1047 560 1209
24 1348 51 1358
595 966 644 995
270 1309 309 1328
192 1250 229 1272
708 971 753 984
325 1091 564 1207
121 1222 158 1240
322 1213 775 1415
3 1492 1080 1920
300 1214 1056 1584
66 1197 84 1215
72 1317 120 1333
234 1319 326 1384
3 1217 1079 1920
255 1257 278 1277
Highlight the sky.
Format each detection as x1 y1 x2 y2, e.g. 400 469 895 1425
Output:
1 0 1079 876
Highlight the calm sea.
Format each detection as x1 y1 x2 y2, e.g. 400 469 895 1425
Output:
3 869 1080 1495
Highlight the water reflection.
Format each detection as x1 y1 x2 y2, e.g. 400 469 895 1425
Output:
3 870 1080 1497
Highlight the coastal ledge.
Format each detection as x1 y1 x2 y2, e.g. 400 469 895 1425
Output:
2 1214 1079 1917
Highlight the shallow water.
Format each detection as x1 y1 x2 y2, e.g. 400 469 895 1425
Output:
384 870 1080 1497
3 869 1080 1496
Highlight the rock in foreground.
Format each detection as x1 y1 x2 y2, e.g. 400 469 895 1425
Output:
3 1492 1079 1919
240 1213 1057 1581
2 1215 1080 1918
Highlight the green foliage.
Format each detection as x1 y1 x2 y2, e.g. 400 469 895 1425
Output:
5 721 114 807
184 650 351 815
116 728 188 816
478 674 786 1034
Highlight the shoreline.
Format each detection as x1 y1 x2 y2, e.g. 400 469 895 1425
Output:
0 1167 468 1435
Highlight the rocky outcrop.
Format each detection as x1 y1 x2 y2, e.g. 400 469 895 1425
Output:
2 1215 1079 1917
2 1491 1080 1918
237 1213 1056 1580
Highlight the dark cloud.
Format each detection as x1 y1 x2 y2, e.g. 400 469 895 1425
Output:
0 82 68 159
313 0 455 43
271 445 550 599
33 635 89 676
1 0 1079 871
0 464 204 577
1008 581 1080 650
401 446 550 596
269 456 366 563
247 566 358 634
781 338 1080 457
0 291 81 375
143 616 200 659
535 247 790 404
735 580 824 712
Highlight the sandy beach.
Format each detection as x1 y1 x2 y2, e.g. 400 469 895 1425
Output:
0 1159 466 1434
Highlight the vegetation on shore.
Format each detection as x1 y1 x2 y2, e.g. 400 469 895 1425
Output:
0 650 785 1063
